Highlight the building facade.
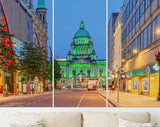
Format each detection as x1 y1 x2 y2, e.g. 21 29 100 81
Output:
108 13 119 87
0 0 33 94
0 0 48 94
32 0 48 89
112 8 124 90
33 0 48 49
57 21 106 89
121 0 160 97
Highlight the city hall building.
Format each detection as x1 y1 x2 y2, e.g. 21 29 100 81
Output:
56 21 106 88
121 0 160 98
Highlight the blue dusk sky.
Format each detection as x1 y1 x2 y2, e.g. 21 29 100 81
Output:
108 0 123 20
33 0 52 58
54 0 106 59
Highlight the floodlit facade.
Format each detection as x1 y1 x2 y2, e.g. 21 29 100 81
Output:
33 0 48 49
121 0 160 97
112 8 124 90
57 21 106 89
108 13 119 87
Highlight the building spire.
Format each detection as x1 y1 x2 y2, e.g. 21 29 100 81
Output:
80 21 85 29
37 0 46 9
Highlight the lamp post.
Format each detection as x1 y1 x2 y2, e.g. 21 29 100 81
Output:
115 72 119 103
155 51 160 100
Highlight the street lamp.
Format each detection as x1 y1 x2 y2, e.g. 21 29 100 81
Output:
156 29 160 33
122 59 125 63
155 51 160 100
133 49 138 54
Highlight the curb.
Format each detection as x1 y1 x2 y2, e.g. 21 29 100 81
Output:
98 91 106 99
98 91 121 107
107 98 121 107
0 92 52 104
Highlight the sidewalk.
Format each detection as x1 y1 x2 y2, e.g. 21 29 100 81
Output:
108 90 160 107
0 92 52 104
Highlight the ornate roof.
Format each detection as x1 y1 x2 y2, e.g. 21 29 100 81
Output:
37 0 46 9
74 21 91 38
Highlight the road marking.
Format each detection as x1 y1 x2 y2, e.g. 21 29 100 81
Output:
77 91 86 107
97 92 107 102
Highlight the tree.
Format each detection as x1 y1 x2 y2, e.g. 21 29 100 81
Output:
19 42 44 93
0 24 19 95
38 46 50 90
54 59 61 88
0 24 15 69
48 58 52 81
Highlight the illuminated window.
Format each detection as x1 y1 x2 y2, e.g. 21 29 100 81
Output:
61 71 64 77
152 15 160 43
87 70 91 76
100 70 103 77
72 70 76 76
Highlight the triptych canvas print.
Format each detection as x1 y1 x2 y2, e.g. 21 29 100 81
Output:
0 0 159 108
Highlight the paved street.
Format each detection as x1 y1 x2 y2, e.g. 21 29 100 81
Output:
108 90 160 107
54 89 106 107
0 93 52 107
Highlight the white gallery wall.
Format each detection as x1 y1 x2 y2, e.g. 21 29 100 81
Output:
0 108 160 127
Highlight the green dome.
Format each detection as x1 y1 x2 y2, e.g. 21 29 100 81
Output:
74 21 91 38
37 0 46 8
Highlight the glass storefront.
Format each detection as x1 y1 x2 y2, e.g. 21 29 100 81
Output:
127 79 132 92
150 73 158 97
132 77 139 94
4 72 11 92
141 76 149 96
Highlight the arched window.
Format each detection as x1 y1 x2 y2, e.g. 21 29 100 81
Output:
61 71 64 77
87 70 91 77
72 70 76 76
99 70 103 77
80 70 83 73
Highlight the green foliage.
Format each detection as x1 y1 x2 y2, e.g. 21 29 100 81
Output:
18 42 45 79
47 58 52 81
54 59 61 81
0 24 19 73
39 46 52 81
18 42 51 82
0 23 51 83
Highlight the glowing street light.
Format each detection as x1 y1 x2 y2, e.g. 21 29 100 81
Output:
122 59 125 62
133 49 138 54
156 29 160 34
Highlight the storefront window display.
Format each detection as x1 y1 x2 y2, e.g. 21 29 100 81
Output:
141 76 149 96
142 77 149 91
133 80 138 89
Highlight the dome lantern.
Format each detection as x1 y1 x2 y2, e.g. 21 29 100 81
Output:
74 21 91 38
80 21 85 29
